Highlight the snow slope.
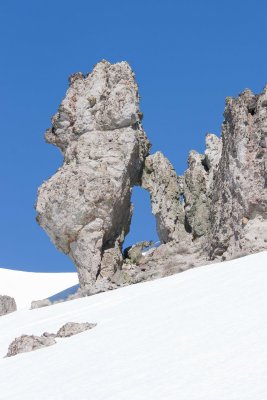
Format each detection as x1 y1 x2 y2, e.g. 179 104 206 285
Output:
0 268 78 309
0 252 267 400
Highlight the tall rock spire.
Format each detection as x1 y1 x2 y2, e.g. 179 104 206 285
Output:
36 61 150 290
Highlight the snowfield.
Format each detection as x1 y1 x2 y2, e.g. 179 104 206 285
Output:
0 268 78 309
0 252 267 399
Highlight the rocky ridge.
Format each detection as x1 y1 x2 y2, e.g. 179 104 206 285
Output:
36 61 267 292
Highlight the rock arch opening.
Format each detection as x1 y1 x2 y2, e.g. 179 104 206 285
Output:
123 186 159 250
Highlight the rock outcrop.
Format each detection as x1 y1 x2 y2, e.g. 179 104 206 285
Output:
0 295 17 316
36 60 267 292
6 334 56 357
36 61 150 290
5 323 97 357
56 322 97 337
123 241 153 265
31 299 52 309
178 89 267 260
141 152 188 243
208 89 267 259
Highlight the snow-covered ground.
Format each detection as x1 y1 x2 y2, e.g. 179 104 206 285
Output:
0 268 78 309
0 252 267 399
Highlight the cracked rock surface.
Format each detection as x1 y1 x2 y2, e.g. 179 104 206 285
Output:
36 60 267 292
141 151 188 243
208 88 267 259
36 60 150 289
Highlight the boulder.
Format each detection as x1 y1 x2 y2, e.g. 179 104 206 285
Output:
56 322 97 337
6 334 56 357
0 295 17 316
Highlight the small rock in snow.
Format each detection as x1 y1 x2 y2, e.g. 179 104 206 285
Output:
56 322 97 338
6 334 56 357
0 295 17 316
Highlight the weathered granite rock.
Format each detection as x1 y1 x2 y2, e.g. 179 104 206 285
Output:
134 87 267 269
204 133 222 178
179 88 267 260
141 151 188 243
0 295 17 316
36 60 267 293
56 322 97 337
183 150 209 238
6 334 56 357
36 60 150 289
208 88 267 259
182 134 222 239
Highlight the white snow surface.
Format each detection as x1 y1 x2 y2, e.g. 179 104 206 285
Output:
0 252 267 399
0 268 78 309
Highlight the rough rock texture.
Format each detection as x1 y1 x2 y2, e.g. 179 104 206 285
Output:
0 295 17 316
6 335 56 357
5 324 96 357
182 134 222 239
208 89 267 259
116 241 209 286
124 240 152 264
177 88 267 260
141 151 188 243
36 60 267 293
183 150 209 238
36 61 150 289
56 322 97 337
131 87 267 268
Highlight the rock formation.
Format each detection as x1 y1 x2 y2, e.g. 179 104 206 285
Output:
36 60 267 293
178 89 267 260
141 151 188 243
0 295 17 316
31 299 52 309
6 334 56 357
36 61 150 290
208 89 267 259
5 322 96 357
56 322 97 337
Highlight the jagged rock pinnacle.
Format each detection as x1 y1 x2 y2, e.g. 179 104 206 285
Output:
36 60 267 291
36 61 150 289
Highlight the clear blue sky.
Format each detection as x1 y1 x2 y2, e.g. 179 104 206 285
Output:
1 0 267 272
